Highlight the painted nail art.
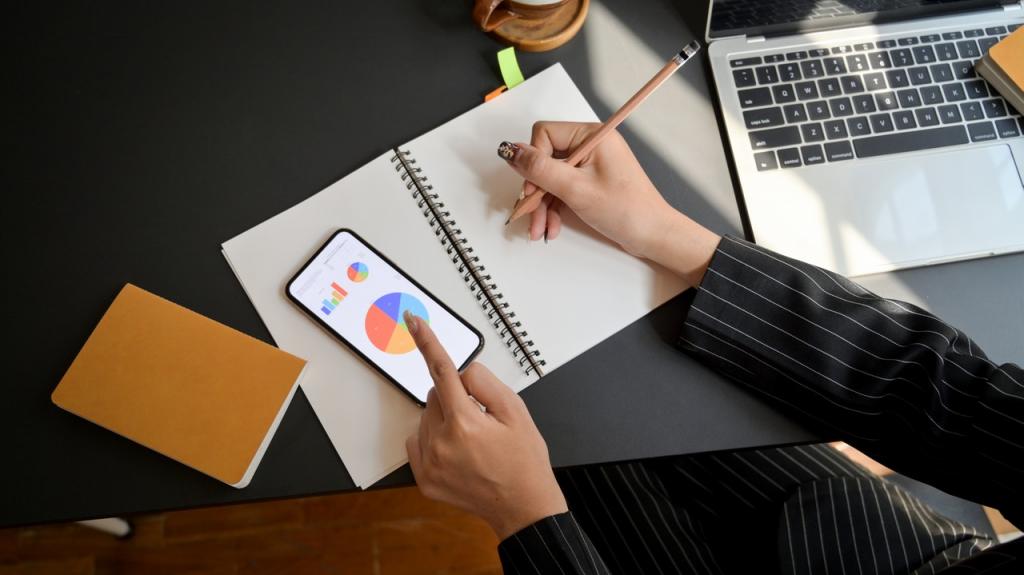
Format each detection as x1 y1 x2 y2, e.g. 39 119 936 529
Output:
497 141 520 161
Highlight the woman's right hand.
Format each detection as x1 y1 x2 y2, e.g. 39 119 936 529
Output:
504 121 720 288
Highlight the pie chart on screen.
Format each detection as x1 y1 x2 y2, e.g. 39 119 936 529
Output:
347 262 368 282
365 292 429 354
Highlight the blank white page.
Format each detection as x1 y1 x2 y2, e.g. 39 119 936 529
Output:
405 64 687 382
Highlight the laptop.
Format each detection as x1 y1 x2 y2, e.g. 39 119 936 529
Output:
705 0 1024 276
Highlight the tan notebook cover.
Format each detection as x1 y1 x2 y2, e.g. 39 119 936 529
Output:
52 284 307 488
989 26 1024 92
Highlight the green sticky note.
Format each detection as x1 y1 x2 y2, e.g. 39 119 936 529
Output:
497 47 525 89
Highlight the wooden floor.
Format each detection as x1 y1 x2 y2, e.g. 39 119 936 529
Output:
0 488 502 575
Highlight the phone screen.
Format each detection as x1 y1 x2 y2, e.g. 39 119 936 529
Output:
286 230 484 405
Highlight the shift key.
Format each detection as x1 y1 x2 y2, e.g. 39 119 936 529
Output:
749 126 802 149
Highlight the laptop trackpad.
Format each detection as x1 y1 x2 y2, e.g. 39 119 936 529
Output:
761 144 1024 275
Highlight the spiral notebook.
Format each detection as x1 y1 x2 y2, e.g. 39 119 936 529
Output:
222 64 687 487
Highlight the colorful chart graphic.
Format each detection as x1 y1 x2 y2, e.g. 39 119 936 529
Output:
320 282 348 316
365 292 428 354
347 262 369 282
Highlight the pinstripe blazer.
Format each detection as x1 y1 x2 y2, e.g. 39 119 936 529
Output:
498 236 1023 574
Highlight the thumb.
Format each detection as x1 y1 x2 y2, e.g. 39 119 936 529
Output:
506 143 584 205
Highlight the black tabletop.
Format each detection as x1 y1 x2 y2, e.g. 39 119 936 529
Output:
3 0 826 528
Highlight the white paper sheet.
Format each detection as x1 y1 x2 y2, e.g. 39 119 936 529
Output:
222 65 687 487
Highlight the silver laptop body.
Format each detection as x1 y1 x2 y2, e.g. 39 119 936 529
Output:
706 0 1024 276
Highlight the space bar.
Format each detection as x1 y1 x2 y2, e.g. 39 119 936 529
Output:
853 126 969 158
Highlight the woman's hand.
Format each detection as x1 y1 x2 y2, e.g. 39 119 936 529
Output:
504 121 720 288
403 311 567 540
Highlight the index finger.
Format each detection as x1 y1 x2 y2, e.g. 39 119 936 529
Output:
404 310 469 417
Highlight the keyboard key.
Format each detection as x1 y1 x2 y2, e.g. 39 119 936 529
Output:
739 87 773 108
795 81 820 100
869 51 892 69
749 126 802 149
935 43 958 61
965 80 989 99
846 54 869 73
919 34 941 43
897 88 922 108
779 63 802 82
853 125 968 158
995 118 1021 138
824 141 855 161
1009 24 1021 33
870 113 895 133
786 51 808 61
915 107 940 127
731 57 763 67
773 84 796 103
823 57 847 75
942 82 966 102
818 78 842 98
864 72 888 91
893 111 917 130
885 69 910 88
800 60 824 78
952 60 975 80
801 122 825 142
877 39 897 49
909 67 932 85
784 103 808 123
829 97 854 117
809 48 830 58
938 104 962 123
733 68 757 87
979 37 1000 53
753 151 778 171
853 94 877 114
956 40 980 59
941 31 963 41
854 42 874 51
964 29 984 38
891 48 914 67
847 116 872 136
824 119 848 139
807 100 831 120
875 92 899 111
983 98 1008 118
897 36 919 46
929 63 954 83
967 121 997 142
743 107 785 129
832 45 854 54
921 86 944 105
757 65 780 84
777 147 802 168
765 54 785 63
960 101 984 121
801 144 826 165
841 75 865 94
912 45 936 64
985 26 1007 35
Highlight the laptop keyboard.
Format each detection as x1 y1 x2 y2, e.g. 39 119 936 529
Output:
732 24 1024 171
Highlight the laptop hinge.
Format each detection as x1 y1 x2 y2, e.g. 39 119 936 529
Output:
1004 2 1022 12
746 35 766 43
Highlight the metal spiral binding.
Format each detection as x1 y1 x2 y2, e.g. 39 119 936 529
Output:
391 148 545 377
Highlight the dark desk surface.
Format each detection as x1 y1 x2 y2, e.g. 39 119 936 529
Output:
8 0 1019 529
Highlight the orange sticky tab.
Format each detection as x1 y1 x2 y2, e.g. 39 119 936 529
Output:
484 85 507 102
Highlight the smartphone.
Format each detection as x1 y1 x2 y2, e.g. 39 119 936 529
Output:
286 229 484 406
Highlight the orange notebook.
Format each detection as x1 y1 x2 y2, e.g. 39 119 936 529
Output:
52 284 308 488
976 26 1024 116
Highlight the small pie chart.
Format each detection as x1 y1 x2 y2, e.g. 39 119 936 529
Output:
347 262 369 282
365 292 429 354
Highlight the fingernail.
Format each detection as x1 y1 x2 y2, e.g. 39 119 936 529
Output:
403 310 418 334
497 141 520 161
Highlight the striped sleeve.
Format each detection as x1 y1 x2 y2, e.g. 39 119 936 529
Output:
678 235 1024 528
498 512 610 575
